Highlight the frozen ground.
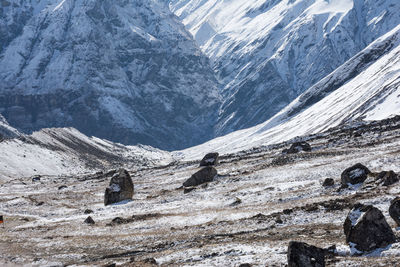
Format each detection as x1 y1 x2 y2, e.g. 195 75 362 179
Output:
0 127 172 182
1 117 400 266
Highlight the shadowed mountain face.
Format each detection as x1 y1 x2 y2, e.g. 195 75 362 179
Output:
170 0 400 136
0 0 220 150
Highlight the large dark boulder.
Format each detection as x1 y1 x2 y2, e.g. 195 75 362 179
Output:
283 141 312 154
200 152 219 166
377 171 399 186
343 203 396 253
183 167 217 187
104 169 134 206
389 197 400 227
287 241 325 267
341 163 371 186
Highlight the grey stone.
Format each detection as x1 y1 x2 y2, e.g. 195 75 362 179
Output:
378 171 399 186
104 169 134 206
343 203 396 253
389 197 400 227
341 163 371 186
283 141 312 154
200 152 219 166
287 241 325 267
183 167 217 187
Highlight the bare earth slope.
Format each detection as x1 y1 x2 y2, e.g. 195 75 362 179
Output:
1 117 400 266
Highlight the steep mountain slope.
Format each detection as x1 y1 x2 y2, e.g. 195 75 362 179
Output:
170 0 400 136
177 24 400 160
0 0 220 150
0 113 20 139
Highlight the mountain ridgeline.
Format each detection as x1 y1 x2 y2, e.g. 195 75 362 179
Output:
0 0 220 150
1 0 400 150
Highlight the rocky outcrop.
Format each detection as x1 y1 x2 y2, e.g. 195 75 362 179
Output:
183 167 217 187
104 169 134 206
343 203 396 253
200 152 219 166
389 197 400 227
341 163 371 187
287 241 325 267
283 142 312 154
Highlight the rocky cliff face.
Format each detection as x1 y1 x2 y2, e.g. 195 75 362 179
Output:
170 0 400 135
0 0 220 150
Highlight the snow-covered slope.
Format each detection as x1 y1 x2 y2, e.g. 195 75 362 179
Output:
177 24 400 160
0 113 20 139
0 0 220 150
0 126 172 182
170 0 400 136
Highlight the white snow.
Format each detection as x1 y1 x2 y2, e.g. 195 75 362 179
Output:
175 24 400 161
0 127 172 182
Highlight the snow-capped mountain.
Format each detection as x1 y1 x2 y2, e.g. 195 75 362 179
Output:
177 24 400 160
0 0 220 150
170 0 400 136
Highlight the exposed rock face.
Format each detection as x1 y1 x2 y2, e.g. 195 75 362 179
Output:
104 169 134 206
183 167 217 187
200 152 219 166
389 197 400 227
171 0 400 137
343 203 396 253
0 0 220 150
287 241 325 267
377 171 399 186
283 142 311 154
341 163 371 186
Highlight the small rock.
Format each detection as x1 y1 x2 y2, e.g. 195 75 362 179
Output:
32 176 41 182
341 163 371 187
84 209 94 214
36 201 44 206
283 141 312 154
200 152 219 166
183 167 217 187
377 171 399 186
343 203 396 253
283 209 293 215
322 178 334 187
389 197 400 227
58 185 67 190
104 168 134 206
144 258 157 265
238 264 251 267
109 217 129 225
230 197 242 206
324 245 336 256
84 216 95 225
183 187 196 194
103 264 116 267
287 241 325 267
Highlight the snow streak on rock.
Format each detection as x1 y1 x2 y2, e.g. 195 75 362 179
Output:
170 0 400 136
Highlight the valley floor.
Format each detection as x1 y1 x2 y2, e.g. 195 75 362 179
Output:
1 118 400 266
